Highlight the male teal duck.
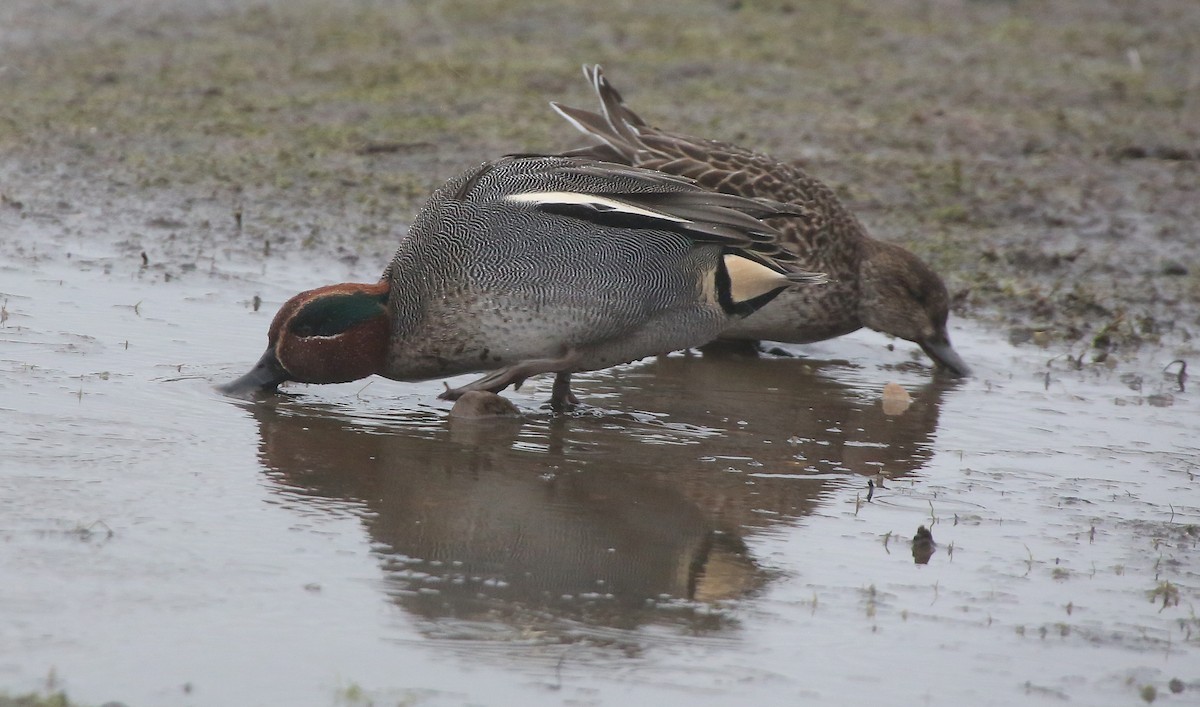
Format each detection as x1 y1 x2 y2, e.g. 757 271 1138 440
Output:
552 66 970 376
221 155 825 409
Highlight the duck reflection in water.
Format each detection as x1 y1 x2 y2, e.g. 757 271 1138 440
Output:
244 353 955 639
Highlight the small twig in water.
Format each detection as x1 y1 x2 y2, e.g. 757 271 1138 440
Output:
1164 360 1187 392
77 520 114 539
552 644 577 691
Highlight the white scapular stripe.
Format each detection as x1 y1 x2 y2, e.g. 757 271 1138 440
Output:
504 191 689 224
723 254 789 303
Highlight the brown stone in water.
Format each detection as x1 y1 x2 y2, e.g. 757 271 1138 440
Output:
881 382 913 416
448 390 521 419
912 525 936 565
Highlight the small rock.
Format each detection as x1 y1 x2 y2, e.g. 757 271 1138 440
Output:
449 390 521 419
1008 327 1034 346
145 216 187 229
1146 394 1174 408
912 525 935 565
881 382 912 415
1161 260 1188 276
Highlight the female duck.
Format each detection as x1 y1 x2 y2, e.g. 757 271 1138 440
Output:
221 156 824 409
553 66 970 376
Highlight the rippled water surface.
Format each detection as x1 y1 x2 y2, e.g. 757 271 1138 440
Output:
1 214 1197 706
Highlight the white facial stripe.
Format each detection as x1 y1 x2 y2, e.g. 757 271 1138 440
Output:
503 192 689 224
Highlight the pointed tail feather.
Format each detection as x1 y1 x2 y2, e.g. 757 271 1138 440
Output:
551 65 656 164
549 101 635 160
585 64 649 132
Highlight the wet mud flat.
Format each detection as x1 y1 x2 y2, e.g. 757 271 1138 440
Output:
2 0 1199 705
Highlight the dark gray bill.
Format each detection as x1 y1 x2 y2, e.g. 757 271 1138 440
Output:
920 335 971 378
218 347 290 396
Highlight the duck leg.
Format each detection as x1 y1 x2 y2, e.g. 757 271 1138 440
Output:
439 350 582 402
550 372 581 412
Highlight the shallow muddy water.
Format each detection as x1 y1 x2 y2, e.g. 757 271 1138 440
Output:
1 197 1197 706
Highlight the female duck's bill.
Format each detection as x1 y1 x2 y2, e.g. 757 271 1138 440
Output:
920 332 970 378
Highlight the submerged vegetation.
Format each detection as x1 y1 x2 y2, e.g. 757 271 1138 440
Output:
0 693 81 707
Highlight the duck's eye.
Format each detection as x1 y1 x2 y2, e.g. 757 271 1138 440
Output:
290 320 326 338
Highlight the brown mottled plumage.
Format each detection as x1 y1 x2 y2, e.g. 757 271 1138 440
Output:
552 65 969 376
